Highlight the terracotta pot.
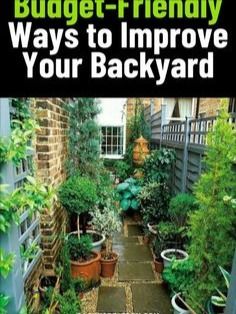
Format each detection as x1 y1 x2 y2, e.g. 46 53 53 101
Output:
70 251 101 283
133 136 149 166
100 252 118 277
154 258 164 273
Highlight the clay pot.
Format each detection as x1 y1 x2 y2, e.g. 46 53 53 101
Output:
70 251 101 283
100 252 118 277
133 136 149 166
154 258 164 273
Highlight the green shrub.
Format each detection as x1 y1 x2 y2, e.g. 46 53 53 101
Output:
138 182 170 224
114 160 132 182
59 175 97 216
58 174 98 234
57 289 81 314
67 235 92 262
162 259 195 295
169 193 197 228
142 148 176 183
116 178 141 211
186 107 236 310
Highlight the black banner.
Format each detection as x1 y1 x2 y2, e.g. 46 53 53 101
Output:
0 0 235 97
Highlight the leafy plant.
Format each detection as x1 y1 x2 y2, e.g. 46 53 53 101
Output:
57 289 81 314
138 182 170 224
0 248 15 279
91 204 122 259
210 266 230 309
142 148 176 184
169 193 197 228
66 234 92 262
58 174 98 235
58 239 73 293
157 221 179 247
0 294 9 314
116 178 141 211
162 259 195 295
20 242 40 262
114 160 132 182
186 106 236 310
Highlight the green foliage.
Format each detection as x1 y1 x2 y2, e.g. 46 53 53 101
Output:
66 99 101 177
58 174 98 216
157 221 179 245
91 205 122 239
186 107 236 310
142 148 176 183
0 248 14 279
114 160 132 182
67 234 92 261
0 294 9 314
138 182 170 223
57 289 81 314
0 102 37 165
211 266 230 308
117 178 141 211
20 242 39 262
169 193 198 229
58 239 73 293
162 259 195 295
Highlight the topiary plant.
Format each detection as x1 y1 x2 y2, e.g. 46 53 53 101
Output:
58 174 98 236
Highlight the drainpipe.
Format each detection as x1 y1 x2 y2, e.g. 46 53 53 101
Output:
225 250 236 314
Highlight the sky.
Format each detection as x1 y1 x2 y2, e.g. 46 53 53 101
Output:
97 98 127 126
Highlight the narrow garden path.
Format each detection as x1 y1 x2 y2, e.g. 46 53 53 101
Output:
82 218 172 314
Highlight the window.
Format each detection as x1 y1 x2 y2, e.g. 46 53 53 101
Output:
101 126 124 157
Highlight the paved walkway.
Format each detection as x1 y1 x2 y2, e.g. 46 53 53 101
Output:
82 219 171 314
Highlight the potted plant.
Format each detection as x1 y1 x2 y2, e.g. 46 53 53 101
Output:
206 266 230 314
163 259 195 314
66 234 101 283
91 201 122 277
161 248 189 269
58 174 105 251
138 181 170 234
152 237 164 273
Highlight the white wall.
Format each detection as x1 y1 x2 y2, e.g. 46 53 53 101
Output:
97 98 127 126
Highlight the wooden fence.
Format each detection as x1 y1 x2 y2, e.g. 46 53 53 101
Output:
145 104 236 193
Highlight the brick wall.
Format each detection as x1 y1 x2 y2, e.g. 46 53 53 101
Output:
126 98 162 120
35 98 69 273
23 98 70 309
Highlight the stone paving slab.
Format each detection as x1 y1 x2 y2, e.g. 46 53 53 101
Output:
119 262 155 281
113 235 139 245
127 224 143 236
97 287 126 313
114 243 152 261
132 284 172 314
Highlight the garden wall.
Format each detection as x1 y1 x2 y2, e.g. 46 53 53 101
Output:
25 99 69 307
36 98 69 271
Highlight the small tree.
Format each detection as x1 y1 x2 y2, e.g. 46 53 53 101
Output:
91 200 122 259
186 106 236 310
58 175 98 237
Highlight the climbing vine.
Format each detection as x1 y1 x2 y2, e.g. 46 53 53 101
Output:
0 99 55 313
0 99 37 166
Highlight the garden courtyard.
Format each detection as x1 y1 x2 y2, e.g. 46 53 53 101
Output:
0 98 236 314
